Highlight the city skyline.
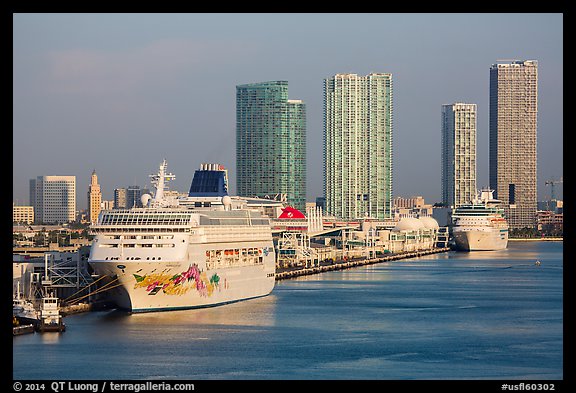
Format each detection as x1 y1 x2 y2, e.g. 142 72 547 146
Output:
13 13 563 210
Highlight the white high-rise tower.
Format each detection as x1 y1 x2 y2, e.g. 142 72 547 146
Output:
323 73 393 220
441 103 477 208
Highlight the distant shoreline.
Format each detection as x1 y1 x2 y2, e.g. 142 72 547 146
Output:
509 237 563 242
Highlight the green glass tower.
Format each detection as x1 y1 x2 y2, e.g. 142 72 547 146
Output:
236 81 306 211
324 73 393 220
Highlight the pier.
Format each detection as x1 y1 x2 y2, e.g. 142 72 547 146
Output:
275 247 450 280
13 324 35 336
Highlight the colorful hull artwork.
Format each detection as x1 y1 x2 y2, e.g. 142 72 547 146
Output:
91 258 275 312
133 264 223 297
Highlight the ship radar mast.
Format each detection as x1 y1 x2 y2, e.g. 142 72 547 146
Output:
149 159 176 207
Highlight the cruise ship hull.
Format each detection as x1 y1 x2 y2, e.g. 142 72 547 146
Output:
91 259 275 312
452 228 508 251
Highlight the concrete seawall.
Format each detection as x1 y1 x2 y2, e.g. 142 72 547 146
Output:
275 247 450 280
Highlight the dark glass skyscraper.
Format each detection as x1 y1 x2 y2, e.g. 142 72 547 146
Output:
236 81 306 211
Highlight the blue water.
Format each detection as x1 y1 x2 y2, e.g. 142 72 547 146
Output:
13 241 563 380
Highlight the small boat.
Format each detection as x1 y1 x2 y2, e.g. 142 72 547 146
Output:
13 322 35 336
13 282 39 326
535 260 541 266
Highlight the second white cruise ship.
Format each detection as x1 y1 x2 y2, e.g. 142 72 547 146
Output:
88 160 276 312
451 189 509 251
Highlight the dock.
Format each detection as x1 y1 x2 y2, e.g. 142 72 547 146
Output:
12 248 450 317
13 324 35 336
60 302 92 316
275 247 450 280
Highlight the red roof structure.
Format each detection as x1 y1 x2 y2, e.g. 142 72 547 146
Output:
278 206 306 219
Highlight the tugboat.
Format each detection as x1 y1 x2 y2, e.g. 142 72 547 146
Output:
38 293 66 333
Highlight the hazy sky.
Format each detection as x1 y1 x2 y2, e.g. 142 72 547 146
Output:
13 13 563 210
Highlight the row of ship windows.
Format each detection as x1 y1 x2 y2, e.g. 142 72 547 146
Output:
206 248 265 257
99 214 192 225
104 256 163 261
92 228 190 233
100 219 191 226
98 243 176 248
103 235 174 240
205 247 268 269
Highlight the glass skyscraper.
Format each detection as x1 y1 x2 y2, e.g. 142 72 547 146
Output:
441 103 477 208
236 81 306 211
489 60 538 229
323 73 393 220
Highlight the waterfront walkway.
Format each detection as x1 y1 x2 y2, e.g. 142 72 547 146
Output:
275 247 450 280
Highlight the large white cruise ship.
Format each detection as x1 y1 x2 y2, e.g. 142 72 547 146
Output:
88 161 276 312
451 189 509 251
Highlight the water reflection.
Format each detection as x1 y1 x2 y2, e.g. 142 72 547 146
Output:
98 293 278 328
39 332 62 344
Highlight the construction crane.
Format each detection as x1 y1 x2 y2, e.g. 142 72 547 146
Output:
545 177 563 201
